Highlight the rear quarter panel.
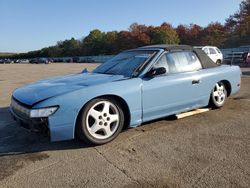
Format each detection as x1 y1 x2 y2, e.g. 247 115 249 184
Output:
197 65 241 104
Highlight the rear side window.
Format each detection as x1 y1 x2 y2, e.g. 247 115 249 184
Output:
166 51 202 73
215 48 221 54
209 48 217 54
154 51 202 74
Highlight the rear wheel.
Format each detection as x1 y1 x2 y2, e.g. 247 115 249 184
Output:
216 60 222 65
209 82 227 108
77 98 124 145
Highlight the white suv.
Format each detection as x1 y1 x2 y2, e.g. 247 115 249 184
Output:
196 46 223 64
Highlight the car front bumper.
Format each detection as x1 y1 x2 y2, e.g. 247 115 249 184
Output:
9 96 76 142
9 106 49 134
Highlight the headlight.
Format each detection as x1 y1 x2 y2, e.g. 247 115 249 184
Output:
30 106 58 118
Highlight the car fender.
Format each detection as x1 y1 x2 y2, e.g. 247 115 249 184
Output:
33 78 143 141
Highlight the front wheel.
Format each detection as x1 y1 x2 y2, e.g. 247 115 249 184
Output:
77 98 124 145
209 82 227 108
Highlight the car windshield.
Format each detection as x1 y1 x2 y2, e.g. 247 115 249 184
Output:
93 50 157 77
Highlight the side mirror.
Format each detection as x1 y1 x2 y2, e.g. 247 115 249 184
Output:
146 67 166 77
81 68 88 73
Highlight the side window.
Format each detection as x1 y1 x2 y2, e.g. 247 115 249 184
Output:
154 54 169 73
166 51 202 73
203 48 209 54
215 48 221 54
209 48 216 54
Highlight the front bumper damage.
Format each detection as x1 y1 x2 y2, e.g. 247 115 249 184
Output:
10 97 75 142
9 101 49 135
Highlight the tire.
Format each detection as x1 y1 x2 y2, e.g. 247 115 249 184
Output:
77 97 124 145
209 82 227 108
216 60 222 65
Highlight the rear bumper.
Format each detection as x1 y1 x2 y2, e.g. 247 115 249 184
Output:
9 107 49 134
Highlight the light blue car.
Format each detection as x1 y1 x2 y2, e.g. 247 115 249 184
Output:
10 45 241 145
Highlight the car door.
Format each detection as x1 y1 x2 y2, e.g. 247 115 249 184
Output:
142 51 205 122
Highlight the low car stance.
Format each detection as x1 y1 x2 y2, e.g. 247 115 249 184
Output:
10 45 241 145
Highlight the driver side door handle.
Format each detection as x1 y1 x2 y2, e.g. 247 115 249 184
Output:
192 79 200 85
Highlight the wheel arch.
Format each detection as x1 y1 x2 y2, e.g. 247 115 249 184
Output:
220 80 231 97
216 59 222 64
74 94 131 138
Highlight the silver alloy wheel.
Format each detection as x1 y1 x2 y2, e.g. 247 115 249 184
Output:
86 101 120 140
212 83 226 105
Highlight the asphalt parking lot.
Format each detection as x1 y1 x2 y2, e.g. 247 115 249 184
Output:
0 64 250 188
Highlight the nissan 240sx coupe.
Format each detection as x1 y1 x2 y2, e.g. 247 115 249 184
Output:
10 45 241 145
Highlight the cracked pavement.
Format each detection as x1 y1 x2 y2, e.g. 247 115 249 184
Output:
0 64 250 187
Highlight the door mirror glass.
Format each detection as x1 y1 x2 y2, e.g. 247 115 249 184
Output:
146 67 166 77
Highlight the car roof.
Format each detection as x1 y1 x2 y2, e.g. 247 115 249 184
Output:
135 44 219 69
138 44 193 51
194 46 220 48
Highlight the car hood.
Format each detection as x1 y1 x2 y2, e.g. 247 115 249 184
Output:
12 72 127 106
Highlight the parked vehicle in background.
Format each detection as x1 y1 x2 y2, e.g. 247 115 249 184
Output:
48 58 53 63
66 58 73 63
195 46 223 64
15 59 30 64
81 58 96 63
242 51 250 64
72 57 80 63
29 58 38 64
39 58 52 64
0 59 14 64
14 59 19 63
30 58 52 64
52 58 64 63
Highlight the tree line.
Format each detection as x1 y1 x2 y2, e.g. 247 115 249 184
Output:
12 0 250 59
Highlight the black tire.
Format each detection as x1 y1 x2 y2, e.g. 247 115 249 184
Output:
216 60 222 65
209 81 227 109
76 97 124 145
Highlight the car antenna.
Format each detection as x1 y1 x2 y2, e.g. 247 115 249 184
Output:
230 50 234 66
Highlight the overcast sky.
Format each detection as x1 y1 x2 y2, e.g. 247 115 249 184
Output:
0 0 242 52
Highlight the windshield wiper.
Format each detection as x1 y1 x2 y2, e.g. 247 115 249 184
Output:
94 71 115 75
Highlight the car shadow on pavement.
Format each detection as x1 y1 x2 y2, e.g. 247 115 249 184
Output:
0 106 178 158
0 107 91 157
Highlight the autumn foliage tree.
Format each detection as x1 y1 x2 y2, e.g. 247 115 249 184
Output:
148 23 180 44
81 29 106 55
202 23 228 47
129 23 151 46
176 24 203 46
225 0 250 46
